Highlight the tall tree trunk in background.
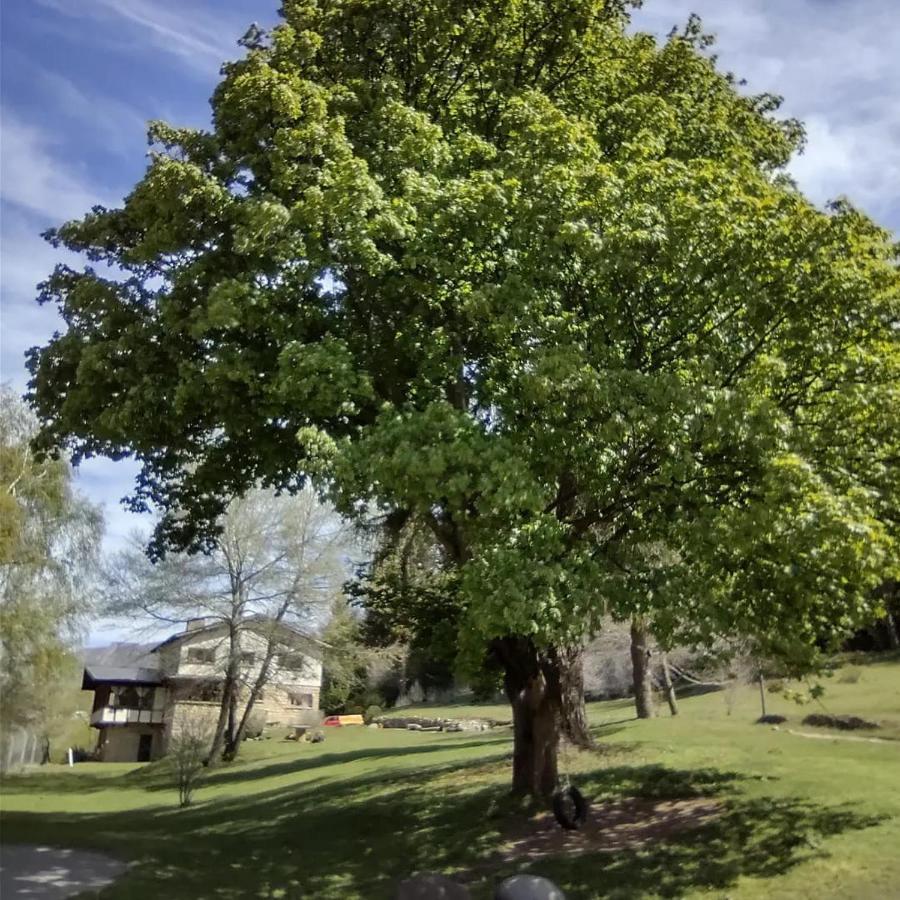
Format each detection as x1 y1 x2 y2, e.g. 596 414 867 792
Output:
660 653 678 716
207 625 241 766
630 618 655 719
886 613 900 650
558 644 594 748
206 670 237 765
223 647 277 761
495 636 564 799
226 686 238 746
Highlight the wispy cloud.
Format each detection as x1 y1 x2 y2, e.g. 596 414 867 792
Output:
0 111 116 221
32 67 152 157
35 0 251 75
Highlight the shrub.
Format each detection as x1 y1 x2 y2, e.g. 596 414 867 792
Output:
364 705 382 724
167 708 217 807
243 708 266 739
168 733 208 808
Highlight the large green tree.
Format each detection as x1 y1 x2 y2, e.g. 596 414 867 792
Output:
27 2 898 796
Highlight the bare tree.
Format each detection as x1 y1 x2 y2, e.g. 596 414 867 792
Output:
104 487 354 763
168 706 217 807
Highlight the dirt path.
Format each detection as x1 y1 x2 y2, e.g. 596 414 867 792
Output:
460 794 723 889
0 845 127 898
785 729 896 745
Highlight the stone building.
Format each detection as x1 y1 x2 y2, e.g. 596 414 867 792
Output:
82 619 323 762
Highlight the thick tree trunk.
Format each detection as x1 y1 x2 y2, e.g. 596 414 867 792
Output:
630 618 655 719
886 612 900 650
495 637 564 799
660 653 678 716
557 644 594 748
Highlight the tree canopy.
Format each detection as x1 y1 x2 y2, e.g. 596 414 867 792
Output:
27 0 899 792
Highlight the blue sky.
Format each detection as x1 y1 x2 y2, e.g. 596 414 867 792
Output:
2 0 898 572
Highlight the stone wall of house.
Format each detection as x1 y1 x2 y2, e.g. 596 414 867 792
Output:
161 627 323 689
166 700 221 744
257 683 322 727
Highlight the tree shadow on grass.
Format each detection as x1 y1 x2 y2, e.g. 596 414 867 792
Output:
0 769 124 796
531 797 885 899
0 758 887 900
123 733 514 793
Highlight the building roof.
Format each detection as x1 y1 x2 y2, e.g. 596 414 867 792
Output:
84 642 157 668
150 616 326 657
80 618 326 691
82 664 163 689
81 642 163 688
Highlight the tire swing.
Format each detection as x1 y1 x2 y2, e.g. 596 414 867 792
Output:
552 784 589 830
552 744 589 830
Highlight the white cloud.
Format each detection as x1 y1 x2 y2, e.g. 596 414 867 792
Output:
0 108 121 388
32 68 152 158
75 456 153 553
0 113 112 222
35 0 253 76
0 213 68 387
631 0 900 230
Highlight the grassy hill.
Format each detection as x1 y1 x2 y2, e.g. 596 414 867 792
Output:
1 653 898 899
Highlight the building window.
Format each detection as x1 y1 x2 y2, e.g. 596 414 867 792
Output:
136 687 155 710
278 652 306 672
183 681 223 702
111 685 140 708
186 647 216 664
109 686 154 710
289 692 313 708
240 651 256 666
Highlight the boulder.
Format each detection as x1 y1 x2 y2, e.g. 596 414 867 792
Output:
396 873 471 899
495 875 566 900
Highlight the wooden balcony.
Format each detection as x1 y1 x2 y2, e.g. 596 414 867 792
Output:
90 707 164 726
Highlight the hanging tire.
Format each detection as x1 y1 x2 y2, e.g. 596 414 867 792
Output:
552 785 589 830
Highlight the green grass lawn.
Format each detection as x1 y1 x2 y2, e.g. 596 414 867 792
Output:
2 654 898 899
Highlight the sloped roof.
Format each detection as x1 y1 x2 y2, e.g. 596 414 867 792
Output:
82 665 163 688
81 643 163 688
84 642 157 668
150 616 326 657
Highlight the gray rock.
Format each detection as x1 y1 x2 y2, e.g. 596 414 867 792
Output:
495 874 567 900
396 873 471 899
